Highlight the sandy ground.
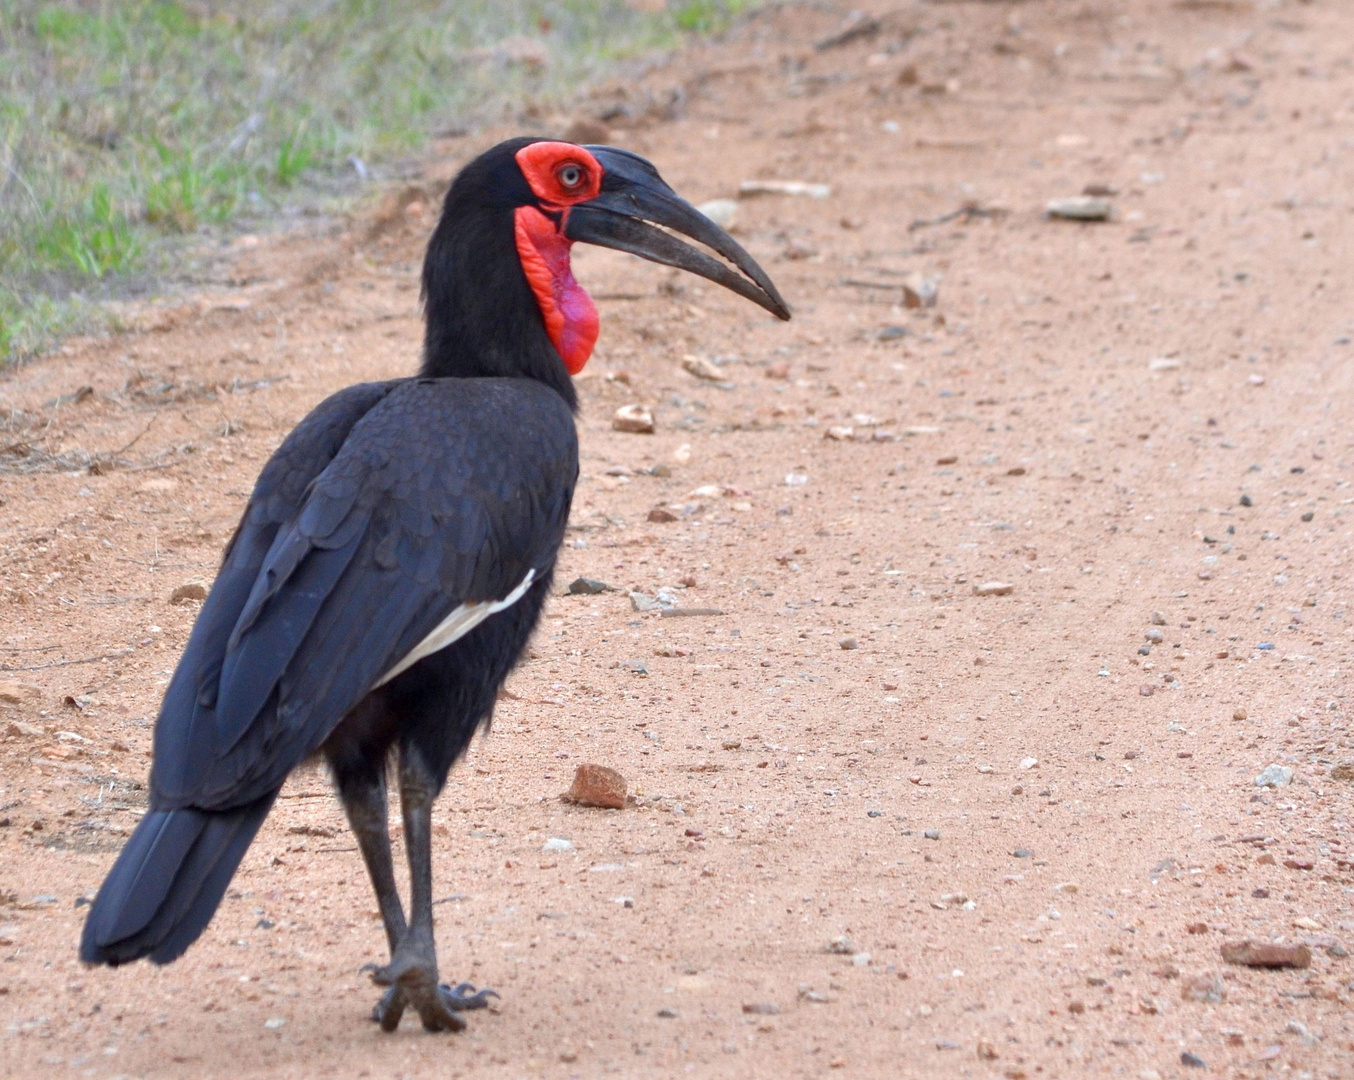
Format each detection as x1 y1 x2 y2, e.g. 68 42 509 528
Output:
2 1 1353 1077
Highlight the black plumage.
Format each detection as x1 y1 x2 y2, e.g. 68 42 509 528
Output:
83 377 574 960
80 135 787 1032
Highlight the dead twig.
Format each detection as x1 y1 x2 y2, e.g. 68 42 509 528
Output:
908 204 1005 232
815 14 880 51
0 647 134 673
113 414 158 456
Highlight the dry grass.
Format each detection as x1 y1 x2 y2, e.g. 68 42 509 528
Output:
0 0 750 362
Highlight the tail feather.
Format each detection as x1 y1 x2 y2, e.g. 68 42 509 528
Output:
81 793 277 966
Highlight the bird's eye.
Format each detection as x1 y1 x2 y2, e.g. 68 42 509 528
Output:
557 164 584 189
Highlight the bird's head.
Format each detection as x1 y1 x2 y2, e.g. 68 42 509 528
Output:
421 137 789 401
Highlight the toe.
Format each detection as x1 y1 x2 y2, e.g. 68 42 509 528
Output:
361 961 396 987
371 986 406 1032
420 1006 467 1033
439 982 499 1011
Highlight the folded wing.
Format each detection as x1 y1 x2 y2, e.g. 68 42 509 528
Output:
150 377 577 810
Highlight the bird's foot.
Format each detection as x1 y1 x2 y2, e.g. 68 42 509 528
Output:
365 958 497 1032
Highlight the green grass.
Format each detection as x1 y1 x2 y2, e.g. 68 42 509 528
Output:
0 0 751 363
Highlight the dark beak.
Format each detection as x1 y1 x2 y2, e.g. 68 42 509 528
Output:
563 146 791 321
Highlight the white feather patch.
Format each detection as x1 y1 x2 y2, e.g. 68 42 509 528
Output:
372 568 537 689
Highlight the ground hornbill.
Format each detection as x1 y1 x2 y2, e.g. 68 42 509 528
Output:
80 137 789 1031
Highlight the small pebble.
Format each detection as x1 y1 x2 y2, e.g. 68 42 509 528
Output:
973 581 1014 597
902 273 939 309
567 577 611 595
1150 611 1167 625
1047 195 1112 221
839 636 857 650
923 829 940 841
742 1002 780 1015
542 837 574 854
1012 849 1034 859
1254 764 1293 788
1180 1051 1206 1069
613 404 655 433
1145 629 1163 644
1220 941 1310 969
1019 757 1038 770
739 179 831 199
563 764 627 810
826 935 855 955
1233 708 1247 721
681 354 726 382
1239 493 1253 507
170 581 207 604
657 1008 678 1019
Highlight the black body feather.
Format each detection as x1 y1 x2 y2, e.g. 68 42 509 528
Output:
81 142 580 966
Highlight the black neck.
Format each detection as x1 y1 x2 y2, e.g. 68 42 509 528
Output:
419 193 577 411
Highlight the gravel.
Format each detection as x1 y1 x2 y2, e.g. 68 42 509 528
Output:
1254 764 1294 788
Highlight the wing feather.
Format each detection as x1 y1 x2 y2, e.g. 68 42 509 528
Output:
151 378 577 810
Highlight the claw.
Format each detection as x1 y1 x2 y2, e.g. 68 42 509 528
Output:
361 961 395 987
440 981 499 1011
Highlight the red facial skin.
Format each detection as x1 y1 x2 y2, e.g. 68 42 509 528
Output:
512 142 604 375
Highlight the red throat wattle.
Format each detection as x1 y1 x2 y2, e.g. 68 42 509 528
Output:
514 206 599 375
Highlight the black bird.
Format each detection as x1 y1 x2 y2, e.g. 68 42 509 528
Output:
80 137 788 1032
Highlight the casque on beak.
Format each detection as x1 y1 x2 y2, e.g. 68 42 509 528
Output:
562 146 791 321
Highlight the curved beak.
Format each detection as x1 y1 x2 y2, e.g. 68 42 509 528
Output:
563 146 791 321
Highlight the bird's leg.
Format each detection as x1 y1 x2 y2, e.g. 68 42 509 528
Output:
376 747 496 1032
336 769 414 1030
339 770 407 955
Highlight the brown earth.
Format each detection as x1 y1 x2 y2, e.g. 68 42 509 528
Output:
2 1 1353 1077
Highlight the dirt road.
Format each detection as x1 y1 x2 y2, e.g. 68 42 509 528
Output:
2 1 1352 1076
